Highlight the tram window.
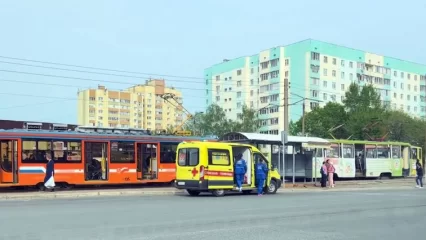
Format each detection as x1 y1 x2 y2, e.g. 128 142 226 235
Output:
178 148 199 166
411 148 418 159
342 145 354 158
391 146 401 158
66 142 82 162
22 140 82 163
315 149 323 157
365 147 377 158
326 146 339 158
22 140 50 163
376 146 389 158
160 143 177 164
208 149 231 166
110 142 135 163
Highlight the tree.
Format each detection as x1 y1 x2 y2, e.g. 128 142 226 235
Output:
184 104 259 137
234 105 260 132
292 102 348 138
291 82 415 141
384 110 425 146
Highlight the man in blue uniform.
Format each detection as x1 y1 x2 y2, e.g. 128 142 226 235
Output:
234 153 247 192
255 158 268 196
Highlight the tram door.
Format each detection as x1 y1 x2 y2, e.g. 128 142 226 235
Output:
83 141 109 181
0 140 18 183
136 143 158 180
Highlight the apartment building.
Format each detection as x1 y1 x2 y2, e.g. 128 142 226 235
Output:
77 79 183 131
204 39 426 135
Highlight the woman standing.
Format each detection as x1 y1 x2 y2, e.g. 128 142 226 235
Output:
326 159 335 188
320 161 328 188
416 159 423 188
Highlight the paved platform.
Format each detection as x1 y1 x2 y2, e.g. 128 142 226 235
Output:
0 188 424 239
0 181 418 200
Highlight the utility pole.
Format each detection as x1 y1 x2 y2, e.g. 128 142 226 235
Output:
424 74 426 168
302 101 306 135
290 92 322 136
283 78 289 133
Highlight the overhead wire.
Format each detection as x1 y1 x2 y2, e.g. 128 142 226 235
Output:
0 55 351 113
0 55 349 96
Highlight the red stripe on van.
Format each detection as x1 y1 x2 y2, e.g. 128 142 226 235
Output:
205 171 233 177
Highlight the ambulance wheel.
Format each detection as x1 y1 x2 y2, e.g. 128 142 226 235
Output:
212 189 225 197
186 190 200 196
266 179 278 194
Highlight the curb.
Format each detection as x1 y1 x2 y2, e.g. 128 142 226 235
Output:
278 185 414 193
1 190 184 200
1 184 418 200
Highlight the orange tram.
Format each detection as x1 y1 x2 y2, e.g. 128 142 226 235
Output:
0 127 217 189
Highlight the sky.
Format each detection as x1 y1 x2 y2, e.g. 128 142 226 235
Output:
0 0 425 124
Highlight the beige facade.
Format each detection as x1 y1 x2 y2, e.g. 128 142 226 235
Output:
77 80 183 131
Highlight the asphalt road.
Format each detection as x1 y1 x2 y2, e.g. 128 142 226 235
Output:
1 189 425 240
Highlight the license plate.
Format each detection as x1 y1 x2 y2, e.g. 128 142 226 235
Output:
177 182 185 186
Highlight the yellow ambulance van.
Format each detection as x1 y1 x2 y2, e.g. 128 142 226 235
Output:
174 141 282 197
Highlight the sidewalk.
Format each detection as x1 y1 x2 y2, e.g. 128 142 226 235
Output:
0 179 417 200
0 187 183 200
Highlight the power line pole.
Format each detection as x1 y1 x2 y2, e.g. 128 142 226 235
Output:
283 78 289 133
302 101 306 135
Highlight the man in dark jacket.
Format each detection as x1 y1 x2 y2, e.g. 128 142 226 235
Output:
416 159 423 188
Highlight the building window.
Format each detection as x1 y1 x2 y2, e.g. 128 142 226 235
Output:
311 90 318 97
349 62 353 68
323 93 327 100
332 70 336 77
271 70 279 78
311 52 320 60
285 59 289 66
350 73 353 81
323 69 328 76
332 82 336 89
237 92 242 98
341 72 345 79
323 56 328 63
310 64 319 73
332 58 336 65
341 84 345 91
323 80 327 88
271 59 279 67
341 60 345 67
